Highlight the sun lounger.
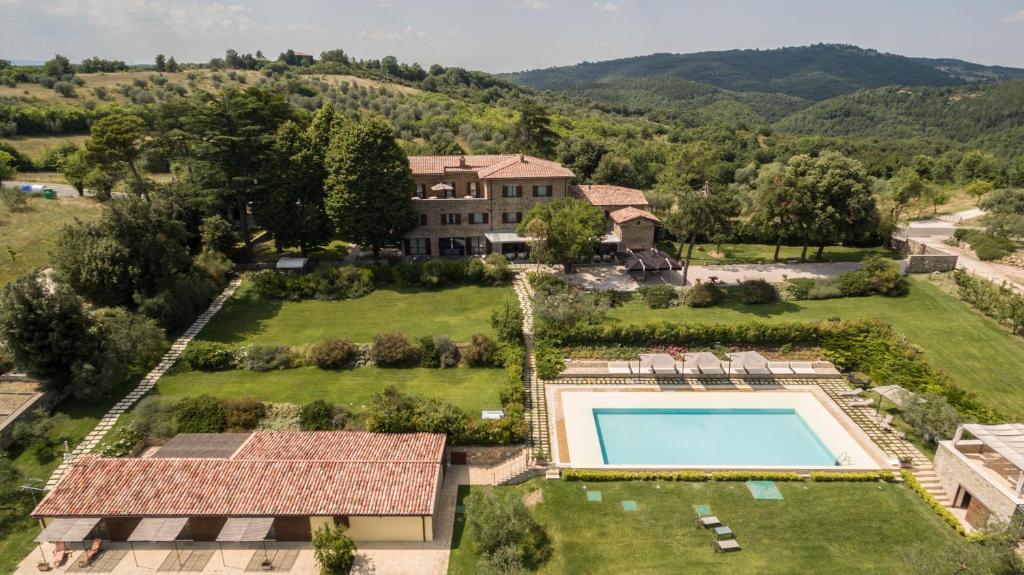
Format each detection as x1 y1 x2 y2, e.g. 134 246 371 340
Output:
727 352 771 375
696 515 721 528
767 362 794 375
744 366 772 375
727 365 747 375
714 539 741 552
698 364 725 375
790 362 816 374
680 366 701 375
653 365 678 375
79 538 102 567
53 542 68 567
838 388 863 396
848 398 873 407
608 361 632 375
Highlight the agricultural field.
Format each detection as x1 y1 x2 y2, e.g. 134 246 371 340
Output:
0 194 101 286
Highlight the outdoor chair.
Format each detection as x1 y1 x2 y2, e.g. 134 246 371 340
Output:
79 538 102 567
848 398 874 407
53 541 68 567
838 388 863 396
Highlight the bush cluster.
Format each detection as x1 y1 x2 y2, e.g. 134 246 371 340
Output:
299 399 347 431
954 229 1016 261
637 285 678 309
463 333 499 367
180 341 236 371
250 265 375 301
370 332 420 366
683 282 724 307
490 301 524 343
737 279 778 304
309 339 358 369
418 334 459 368
370 255 513 289
533 339 565 380
239 344 294 372
808 471 896 482
952 269 1024 335
173 394 228 433
224 398 266 431
786 256 907 300
465 490 550 572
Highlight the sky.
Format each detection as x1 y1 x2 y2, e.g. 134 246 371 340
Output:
2 0 1024 72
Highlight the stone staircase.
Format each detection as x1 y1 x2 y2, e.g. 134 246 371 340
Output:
912 464 953 507
513 274 550 462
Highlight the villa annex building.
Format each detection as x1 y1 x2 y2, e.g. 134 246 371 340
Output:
403 154 659 258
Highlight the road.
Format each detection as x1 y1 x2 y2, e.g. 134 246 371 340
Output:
904 208 1024 290
6 180 85 198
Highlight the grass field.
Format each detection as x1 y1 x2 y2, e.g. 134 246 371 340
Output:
448 480 961 575
608 277 1024 416
653 242 898 266
0 195 101 286
155 366 505 414
197 281 514 345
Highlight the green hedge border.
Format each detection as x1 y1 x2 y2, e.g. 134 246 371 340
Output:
900 469 977 539
562 469 896 483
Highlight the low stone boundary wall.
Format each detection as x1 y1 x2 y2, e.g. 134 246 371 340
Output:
891 237 958 273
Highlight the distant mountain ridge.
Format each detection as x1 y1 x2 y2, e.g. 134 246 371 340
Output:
501 44 1024 103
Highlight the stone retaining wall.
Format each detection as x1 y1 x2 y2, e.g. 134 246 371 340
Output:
891 237 959 273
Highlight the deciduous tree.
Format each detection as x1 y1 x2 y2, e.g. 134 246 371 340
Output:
518 198 605 273
663 184 739 285
85 112 149 197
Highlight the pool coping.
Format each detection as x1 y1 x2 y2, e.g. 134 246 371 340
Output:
546 381 894 472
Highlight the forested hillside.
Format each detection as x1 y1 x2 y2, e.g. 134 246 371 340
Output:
502 44 1024 102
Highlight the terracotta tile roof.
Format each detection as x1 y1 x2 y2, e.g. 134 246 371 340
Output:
408 154 574 179
33 457 440 517
33 432 446 518
233 431 446 462
571 184 649 207
609 207 661 224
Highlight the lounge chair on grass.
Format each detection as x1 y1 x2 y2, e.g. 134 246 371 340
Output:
694 505 721 529
848 398 874 407
714 539 741 553
53 542 68 567
838 388 863 396
79 538 102 567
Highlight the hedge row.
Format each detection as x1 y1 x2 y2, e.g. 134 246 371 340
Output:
540 320 835 347
562 469 894 482
900 470 973 538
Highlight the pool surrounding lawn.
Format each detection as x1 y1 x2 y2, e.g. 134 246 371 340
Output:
607 277 1024 417
197 282 513 345
155 366 505 414
449 479 962 575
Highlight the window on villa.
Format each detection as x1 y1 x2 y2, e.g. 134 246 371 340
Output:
419 214 428 225
468 182 480 198
415 184 427 199
468 213 488 224
469 237 487 255
533 185 552 197
502 185 523 198
502 212 523 224
407 238 429 255
444 182 457 199
441 213 462 225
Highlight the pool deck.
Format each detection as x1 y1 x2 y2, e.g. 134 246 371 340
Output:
547 383 893 472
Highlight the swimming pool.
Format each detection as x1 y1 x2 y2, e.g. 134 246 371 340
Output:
594 407 838 466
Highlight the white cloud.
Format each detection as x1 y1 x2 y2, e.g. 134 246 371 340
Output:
357 25 427 42
375 0 392 7
508 0 549 10
592 1 619 13
1004 9 1024 23
45 0 266 37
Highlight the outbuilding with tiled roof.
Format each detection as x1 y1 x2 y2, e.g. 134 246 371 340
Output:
32 431 447 544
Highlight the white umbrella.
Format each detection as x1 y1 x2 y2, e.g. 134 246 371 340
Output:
430 183 454 192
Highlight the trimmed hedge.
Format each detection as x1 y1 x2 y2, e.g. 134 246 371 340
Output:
809 471 896 482
180 341 236 371
709 471 802 482
900 470 971 537
563 470 895 482
534 339 564 380
563 469 708 482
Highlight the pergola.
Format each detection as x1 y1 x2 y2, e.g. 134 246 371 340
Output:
954 423 1024 497
36 517 101 543
216 517 275 567
127 517 189 568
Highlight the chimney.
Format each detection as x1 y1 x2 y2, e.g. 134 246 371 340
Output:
519 154 525 162
459 155 466 168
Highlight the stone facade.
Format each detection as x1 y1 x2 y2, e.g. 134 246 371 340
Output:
934 440 1022 526
614 218 657 251
891 237 959 273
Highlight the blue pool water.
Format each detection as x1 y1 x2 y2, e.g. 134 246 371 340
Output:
594 408 838 466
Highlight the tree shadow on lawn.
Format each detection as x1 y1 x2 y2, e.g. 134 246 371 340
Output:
195 289 284 344
715 297 803 318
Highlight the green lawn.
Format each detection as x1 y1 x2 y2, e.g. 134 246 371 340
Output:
609 277 1024 416
449 480 961 575
197 282 513 345
0 195 101 286
654 242 898 266
155 366 504 414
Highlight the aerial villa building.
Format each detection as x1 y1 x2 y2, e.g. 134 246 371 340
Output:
934 423 1024 530
404 154 659 258
32 431 447 546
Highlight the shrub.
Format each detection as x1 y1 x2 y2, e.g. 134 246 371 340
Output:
131 397 177 439
53 81 75 97
310 339 357 370
0 188 28 211
312 524 357 574
709 471 802 481
483 253 513 284
241 344 292 371
533 289 608 331
533 339 564 380
250 270 291 298
199 215 238 255
563 469 708 482
464 334 498 367
181 341 236 371
417 335 457 368
806 280 843 300
97 426 142 457
683 282 723 307
491 301 524 343
412 399 469 440
224 398 266 431
837 270 873 297
809 471 896 482
464 490 549 569
371 332 419 366
737 279 778 304
467 405 529 445
195 250 232 285
527 272 569 294
257 403 301 431
299 399 336 431
637 285 678 309
174 395 227 433
861 256 908 296
420 259 448 286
